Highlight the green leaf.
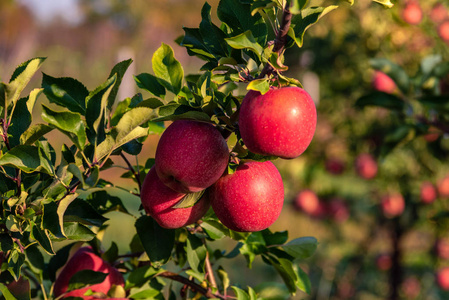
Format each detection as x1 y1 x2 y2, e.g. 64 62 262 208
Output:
135 215 175 267
85 190 130 214
8 250 25 281
231 286 250 300
251 0 277 16
217 266 230 292
7 57 46 107
64 198 108 227
254 282 290 300
185 234 207 274
0 234 14 252
31 222 55 255
218 0 268 45
0 145 52 174
41 73 88 115
291 0 309 14
370 58 409 94
129 288 163 300
181 28 217 62
199 2 229 58
355 91 406 111
153 104 211 122
115 107 155 143
107 59 133 109
280 237 317 259
200 220 228 240
247 79 270 94
41 105 87 150
225 31 264 61
20 124 53 145
86 74 117 144
125 265 161 289
288 6 338 48
62 222 96 241
295 266 312 295
134 73 166 99
372 0 393 8
67 270 109 292
0 283 18 300
152 43 184 95
8 97 32 148
172 190 205 209
42 201 64 238
262 229 288 246
266 256 298 294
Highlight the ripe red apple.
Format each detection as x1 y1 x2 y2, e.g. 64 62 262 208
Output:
420 181 437 204
209 160 284 232
436 267 449 290
401 1 423 25
438 20 449 42
327 198 349 223
238 86 317 159
355 153 378 180
435 238 449 260
325 158 345 175
430 3 448 24
376 253 392 271
140 167 211 229
294 189 326 218
155 120 229 193
372 71 396 94
5 277 30 299
424 126 441 142
437 175 449 198
53 246 124 300
381 193 405 218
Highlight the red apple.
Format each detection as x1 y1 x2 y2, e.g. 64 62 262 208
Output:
401 276 420 299
436 238 449 260
209 160 284 232
327 198 349 223
294 189 326 218
355 153 378 180
376 253 392 271
437 175 449 198
430 3 448 24
372 71 396 94
424 126 441 142
53 246 124 300
436 267 449 290
325 158 345 175
155 120 229 193
381 193 405 218
5 277 30 299
402 1 423 25
420 181 437 204
140 167 211 229
238 86 317 159
438 20 449 42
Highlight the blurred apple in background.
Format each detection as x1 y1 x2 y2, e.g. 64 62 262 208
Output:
438 20 449 43
325 158 346 175
401 1 423 25
420 181 437 204
381 193 405 218
355 153 378 180
376 253 392 271
436 267 449 290
437 174 449 198
294 189 326 218
327 198 349 223
430 3 448 24
372 71 396 94
435 238 449 260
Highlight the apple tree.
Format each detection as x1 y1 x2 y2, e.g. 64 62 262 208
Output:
0 0 392 299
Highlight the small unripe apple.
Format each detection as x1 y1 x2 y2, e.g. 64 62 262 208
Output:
436 267 449 290
155 120 229 193
238 86 317 159
376 253 392 271
372 71 396 94
294 189 326 218
209 161 284 232
402 1 423 25
355 153 378 180
438 20 449 42
435 238 449 260
53 246 124 299
430 3 448 24
381 193 405 218
140 167 211 229
437 175 449 198
420 181 437 204
327 198 349 223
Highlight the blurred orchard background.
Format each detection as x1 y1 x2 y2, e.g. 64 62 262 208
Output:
2 0 449 299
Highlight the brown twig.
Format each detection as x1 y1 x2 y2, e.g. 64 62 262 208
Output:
205 251 218 289
157 271 226 299
120 152 142 192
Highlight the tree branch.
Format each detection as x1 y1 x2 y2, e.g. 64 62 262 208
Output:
158 271 226 299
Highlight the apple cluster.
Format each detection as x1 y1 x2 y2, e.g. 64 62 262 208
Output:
140 86 317 232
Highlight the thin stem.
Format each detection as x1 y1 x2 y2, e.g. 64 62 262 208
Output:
205 251 217 289
157 271 226 300
120 152 142 192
